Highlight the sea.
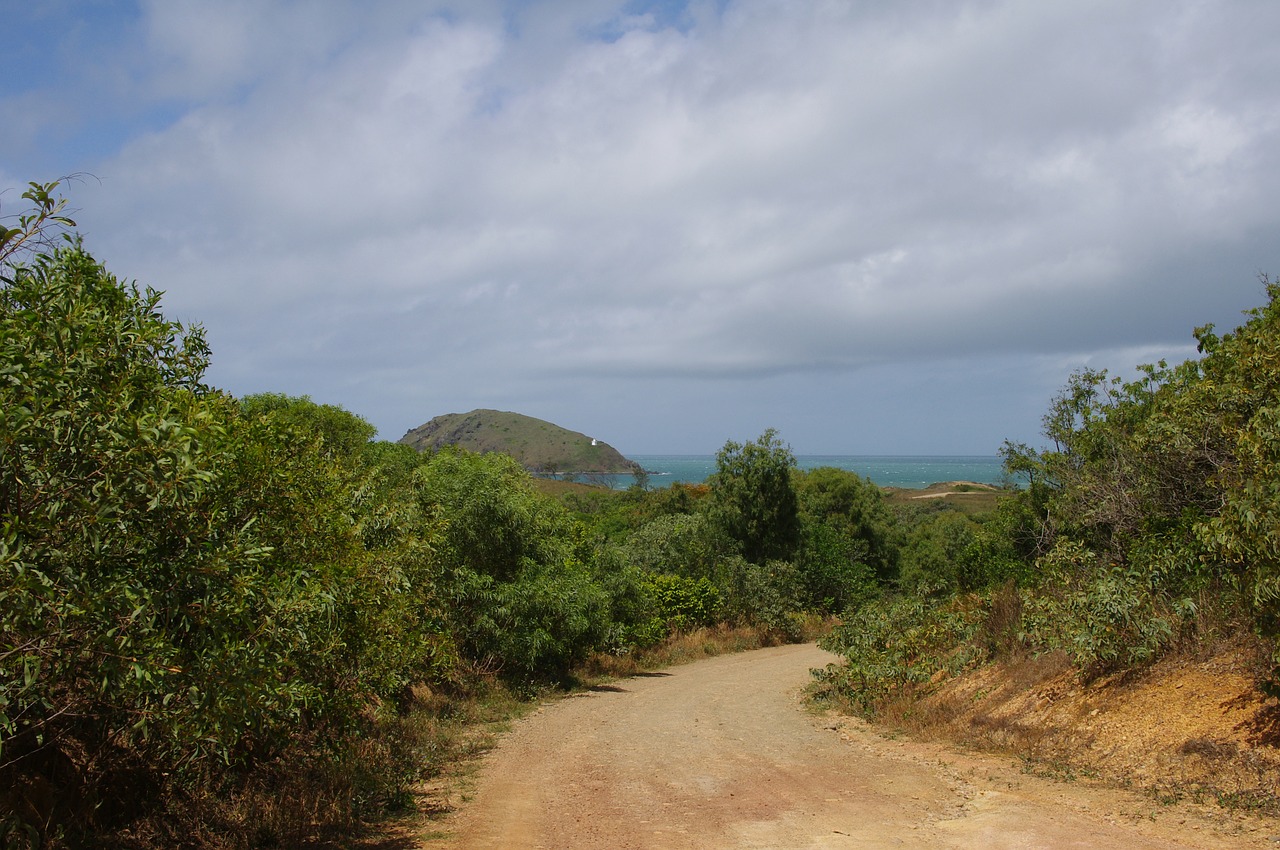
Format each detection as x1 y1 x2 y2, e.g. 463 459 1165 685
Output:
581 455 1011 490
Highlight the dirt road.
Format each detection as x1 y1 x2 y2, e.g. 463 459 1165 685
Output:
424 644 1276 848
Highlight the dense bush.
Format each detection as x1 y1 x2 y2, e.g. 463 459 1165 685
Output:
796 518 879 613
815 594 982 714
620 512 724 579
821 280 1280 713
795 466 899 585
0 248 325 839
897 511 980 595
994 283 1280 685
706 429 801 564
0 246 469 844
414 448 616 683
642 573 722 634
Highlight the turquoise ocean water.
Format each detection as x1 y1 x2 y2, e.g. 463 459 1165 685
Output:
594 455 1010 490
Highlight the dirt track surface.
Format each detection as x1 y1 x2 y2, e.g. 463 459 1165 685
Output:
423 644 1277 848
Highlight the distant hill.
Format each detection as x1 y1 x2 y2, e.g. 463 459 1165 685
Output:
398 409 642 476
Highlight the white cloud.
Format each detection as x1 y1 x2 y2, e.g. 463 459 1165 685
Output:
9 0 1278 449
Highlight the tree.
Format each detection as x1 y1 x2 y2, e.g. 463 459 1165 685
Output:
708 429 801 564
0 244 246 834
0 242 456 842
795 466 900 583
239 392 376 459
621 512 723 580
898 511 980 595
414 448 609 681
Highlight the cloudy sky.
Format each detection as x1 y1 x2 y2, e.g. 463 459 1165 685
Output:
3 1 1278 454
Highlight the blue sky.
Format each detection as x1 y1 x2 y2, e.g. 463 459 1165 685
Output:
4 1 1279 454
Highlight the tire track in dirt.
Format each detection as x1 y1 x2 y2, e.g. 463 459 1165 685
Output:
420 643 1275 848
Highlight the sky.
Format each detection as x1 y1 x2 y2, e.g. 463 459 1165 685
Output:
3 0 1278 455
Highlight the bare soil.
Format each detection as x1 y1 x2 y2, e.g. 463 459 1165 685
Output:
413 644 1280 848
895 639 1280 815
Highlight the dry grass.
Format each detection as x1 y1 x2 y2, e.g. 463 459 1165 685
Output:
882 482 1004 516
70 677 534 850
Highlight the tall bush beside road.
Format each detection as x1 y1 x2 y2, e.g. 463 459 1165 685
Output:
0 246 251 834
820 280 1280 715
0 246 456 843
415 448 612 683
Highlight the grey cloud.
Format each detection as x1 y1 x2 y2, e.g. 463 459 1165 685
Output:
10 0 1278 450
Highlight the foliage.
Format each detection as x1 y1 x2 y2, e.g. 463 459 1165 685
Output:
898 511 980 596
0 246 287 838
483 561 612 684
715 556 807 639
707 429 801 564
795 466 899 583
0 244 457 844
240 392 377 459
1000 284 1280 684
0 180 77 274
795 518 879 614
415 447 565 583
620 512 723 580
815 594 982 714
1187 282 1280 691
414 448 612 682
820 280 1280 712
958 488 1043 588
641 573 722 635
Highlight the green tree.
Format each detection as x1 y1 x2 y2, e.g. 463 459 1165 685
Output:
415 447 566 583
795 466 900 584
1190 280 1280 693
239 392 377 459
0 240 456 842
707 429 801 564
414 448 610 682
796 519 878 613
0 244 255 835
898 511 980 595
621 512 722 580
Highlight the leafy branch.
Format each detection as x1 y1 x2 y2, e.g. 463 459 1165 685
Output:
0 177 86 277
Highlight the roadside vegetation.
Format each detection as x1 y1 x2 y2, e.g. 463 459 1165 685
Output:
4 181 1277 845
812 274 1280 811
0 183 904 848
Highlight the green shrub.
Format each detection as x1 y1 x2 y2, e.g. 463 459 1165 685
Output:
796 519 879 613
816 595 981 714
644 572 722 633
415 448 618 683
0 244 460 842
0 247 345 838
898 511 980 595
715 556 807 639
707 429 801 564
621 512 723 579
795 466 900 584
